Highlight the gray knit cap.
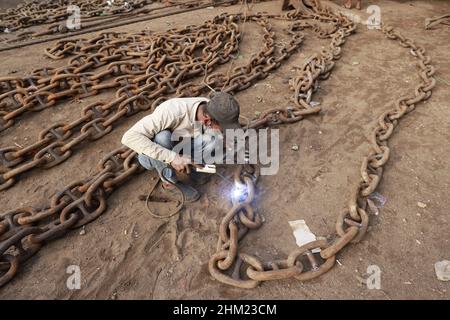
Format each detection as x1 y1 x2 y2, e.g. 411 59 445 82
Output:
205 92 241 131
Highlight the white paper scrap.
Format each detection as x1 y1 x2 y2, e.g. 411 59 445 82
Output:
435 260 450 281
288 219 320 253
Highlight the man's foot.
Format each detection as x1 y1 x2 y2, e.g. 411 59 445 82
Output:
190 172 211 185
343 0 352 9
356 1 361 10
162 181 200 203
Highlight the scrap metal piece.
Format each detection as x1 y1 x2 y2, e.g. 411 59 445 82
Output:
425 13 450 29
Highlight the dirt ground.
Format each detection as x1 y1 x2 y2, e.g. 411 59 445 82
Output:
0 0 449 300
0 0 21 10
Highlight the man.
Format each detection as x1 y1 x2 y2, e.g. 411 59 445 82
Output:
121 92 241 202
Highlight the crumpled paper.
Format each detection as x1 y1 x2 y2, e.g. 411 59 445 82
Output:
288 219 320 253
435 260 450 281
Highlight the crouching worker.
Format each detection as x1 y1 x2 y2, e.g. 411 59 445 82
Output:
121 92 241 202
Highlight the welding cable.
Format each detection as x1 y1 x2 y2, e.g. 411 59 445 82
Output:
145 167 185 219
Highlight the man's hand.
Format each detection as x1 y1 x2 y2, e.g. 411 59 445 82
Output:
170 154 192 173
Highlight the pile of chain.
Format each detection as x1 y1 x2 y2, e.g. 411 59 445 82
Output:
0 146 141 287
0 8 308 286
0 13 239 190
208 4 436 287
1 0 151 33
1 0 215 44
0 7 309 192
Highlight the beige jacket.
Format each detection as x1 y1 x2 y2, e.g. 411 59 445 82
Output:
121 97 209 164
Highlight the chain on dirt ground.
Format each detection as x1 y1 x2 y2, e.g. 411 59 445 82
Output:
0 0 448 298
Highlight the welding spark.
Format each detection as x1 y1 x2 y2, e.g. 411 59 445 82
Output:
231 182 247 203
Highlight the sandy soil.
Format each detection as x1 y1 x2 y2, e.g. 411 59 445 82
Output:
0 0 449 299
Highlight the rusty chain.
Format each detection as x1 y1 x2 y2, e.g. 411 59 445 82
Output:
2 0 235 44
0 8 308 191
0 13 241 189
208 3 436 287
0 1 436 289
210 1 352 287
0 146 141 287
1 0 153 33
0 8 307 286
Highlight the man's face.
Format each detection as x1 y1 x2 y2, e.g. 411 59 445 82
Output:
203 115 222 132
210 120 222 132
